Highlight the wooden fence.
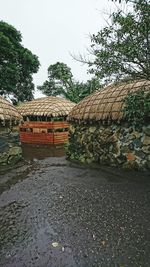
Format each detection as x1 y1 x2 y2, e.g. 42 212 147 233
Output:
19 121 69 145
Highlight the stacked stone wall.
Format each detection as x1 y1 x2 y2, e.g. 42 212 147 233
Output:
0 127 22 166
67 123 150 170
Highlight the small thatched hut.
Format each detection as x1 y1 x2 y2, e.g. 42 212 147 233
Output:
0 96 22 125
17 96 75 145
0 96 22 166
68 80 150 170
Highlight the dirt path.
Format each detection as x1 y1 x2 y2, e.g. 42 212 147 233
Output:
0 157 150 267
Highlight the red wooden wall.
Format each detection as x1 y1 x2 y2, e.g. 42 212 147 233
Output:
19 121 69 145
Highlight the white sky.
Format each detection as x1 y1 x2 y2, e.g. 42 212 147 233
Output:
0 0 118 98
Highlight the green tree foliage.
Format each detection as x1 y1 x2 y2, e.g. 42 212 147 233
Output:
81 78 102 98
0 21 40 104
88 0 150 83
38 62 101 103
112 0 131 2
112 0 138 2
123 87 150 125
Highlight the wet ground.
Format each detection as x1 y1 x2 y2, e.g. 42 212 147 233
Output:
0 146 150 267
21 144 66 160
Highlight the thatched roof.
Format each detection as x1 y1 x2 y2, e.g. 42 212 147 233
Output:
17 96 75 118
0 96 22 125
68 80 150 122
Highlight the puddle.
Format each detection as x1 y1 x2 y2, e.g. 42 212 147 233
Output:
21 144 66 160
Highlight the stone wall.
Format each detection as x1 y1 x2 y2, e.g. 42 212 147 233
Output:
0 127 22 166
67 123 150 170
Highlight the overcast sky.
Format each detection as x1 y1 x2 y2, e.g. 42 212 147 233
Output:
0 0 118 97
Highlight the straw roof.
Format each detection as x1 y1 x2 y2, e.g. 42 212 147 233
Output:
17 96 75 117
0 96 22 124
68 80 150 122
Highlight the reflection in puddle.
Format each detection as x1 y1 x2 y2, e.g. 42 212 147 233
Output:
21 144 66 160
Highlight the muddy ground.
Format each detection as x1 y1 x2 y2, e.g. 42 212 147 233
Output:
0 147 150 267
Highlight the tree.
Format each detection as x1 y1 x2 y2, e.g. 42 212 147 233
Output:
38 62 101 103
80 78 102 99
86 0 150 83
0 21 40 104
112 0 130 2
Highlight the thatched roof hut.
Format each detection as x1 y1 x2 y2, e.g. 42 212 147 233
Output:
68 80 150 122
17 96 75 119
67 80 150 170
17 97 76 145
0 96 22 125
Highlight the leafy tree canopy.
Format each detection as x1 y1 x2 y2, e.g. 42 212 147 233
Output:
38 62 101 103
111 0 146 4
87 0 150 84
0 21 40 104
